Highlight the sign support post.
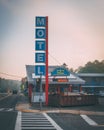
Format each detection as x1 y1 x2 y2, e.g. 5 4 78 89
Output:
39 74 42 110
46 16 48 106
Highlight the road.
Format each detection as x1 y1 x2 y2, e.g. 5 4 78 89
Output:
0 94 18 130
0 111 17 130
48 113 104 130
0 94 18 109
0 94 104 130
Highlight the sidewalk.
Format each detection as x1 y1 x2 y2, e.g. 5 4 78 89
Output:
16 94 104 115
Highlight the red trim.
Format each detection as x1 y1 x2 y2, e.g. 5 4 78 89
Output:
45 16 48 105
80 86 82 92
28 84 33 98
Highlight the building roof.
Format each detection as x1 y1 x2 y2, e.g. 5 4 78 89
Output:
77 73 104 77
26 65 85 85
82 85 104 88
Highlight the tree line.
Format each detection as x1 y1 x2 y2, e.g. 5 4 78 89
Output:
69 60 104 73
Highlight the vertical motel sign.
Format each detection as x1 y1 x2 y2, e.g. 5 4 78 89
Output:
35 16 48 105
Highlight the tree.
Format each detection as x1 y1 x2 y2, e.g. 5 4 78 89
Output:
77 60 104 73
69 68 74 72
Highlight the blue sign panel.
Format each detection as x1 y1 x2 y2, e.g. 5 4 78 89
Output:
51 67 70 76
36 17 46 27
35 53 45 63
35 16 47 76
35 29 46 39
35 65 46 76
35 41 46 51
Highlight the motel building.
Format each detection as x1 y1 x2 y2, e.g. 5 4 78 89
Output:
78 73 104 96
26 65 99 106
25 17 103 106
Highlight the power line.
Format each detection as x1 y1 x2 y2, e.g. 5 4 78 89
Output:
48 52 62 65
0 53 61 79
0 72 23 79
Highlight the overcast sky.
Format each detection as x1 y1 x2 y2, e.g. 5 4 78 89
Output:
0 0 104 79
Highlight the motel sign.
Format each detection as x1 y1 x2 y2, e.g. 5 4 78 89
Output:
36 17 46 27
35 65 46 76
35 29 46 39
35 53 45 63
35 17 46 76
35 41 46 51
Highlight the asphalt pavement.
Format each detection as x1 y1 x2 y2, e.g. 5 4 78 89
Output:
0 94 18 130
48 113 104 130
0 111 17 130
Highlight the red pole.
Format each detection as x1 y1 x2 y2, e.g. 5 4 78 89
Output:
46 16 48 105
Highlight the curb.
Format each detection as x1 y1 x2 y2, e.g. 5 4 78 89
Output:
15 103 104 115
19 109 104 116
59 109 104 116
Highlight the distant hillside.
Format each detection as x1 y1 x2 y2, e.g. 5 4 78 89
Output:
0 78 21 93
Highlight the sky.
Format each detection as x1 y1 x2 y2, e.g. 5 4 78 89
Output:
0 0 104 79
